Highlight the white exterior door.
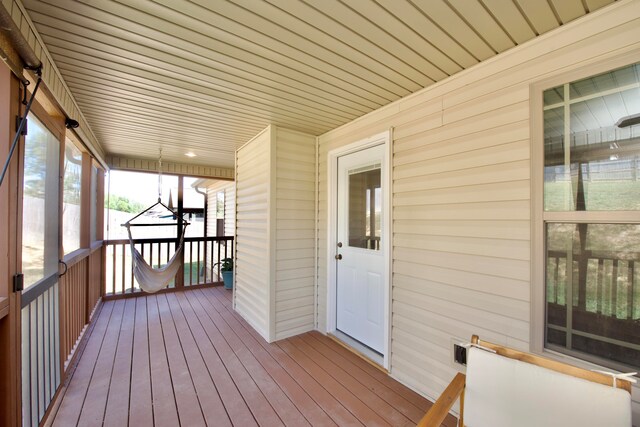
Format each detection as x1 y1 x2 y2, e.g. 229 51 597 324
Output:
336 144 386 353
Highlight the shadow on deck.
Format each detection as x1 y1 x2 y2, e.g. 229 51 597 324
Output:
49 286 455 426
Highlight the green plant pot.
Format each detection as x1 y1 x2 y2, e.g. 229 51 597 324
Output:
222 270 233 290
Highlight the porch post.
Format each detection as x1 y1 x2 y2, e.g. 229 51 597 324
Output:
176 175 184 288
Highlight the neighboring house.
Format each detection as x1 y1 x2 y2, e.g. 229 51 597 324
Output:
202 179 235 238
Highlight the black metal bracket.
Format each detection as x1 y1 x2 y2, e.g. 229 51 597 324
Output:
15 116 27 135
21 79 29 105
58 260 68 278
13 273 24 292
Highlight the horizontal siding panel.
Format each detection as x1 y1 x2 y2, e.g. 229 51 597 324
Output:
277 169 315 182
276 248 315 261
275 209 314 220
392 219 530 241
276 268 315 281
394 287 529 341
275 159 316 174
393 200 530 221
393 233 530 261
394 102 528 152
393 180 529 206
275 305 314 322
443 85 529 125
276 258 314 271
277 201 316 213
277 229 315 239
277 287 314 302
275 216 315 229
394 120 528 166
394 260 529 302
277 178 316 192
391 342 458 404
273 188 315 201
393 112 442 140
394 274 529 321
275 278 315 292
235 286 267 312
392 301 529 353
275 324 316 341
393 140 529 179
394 160 530 193
235 245 267 263
394 247 530 281
276 295 314 309
275 313 314 331
275 239 315 250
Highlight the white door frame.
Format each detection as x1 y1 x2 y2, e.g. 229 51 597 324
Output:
326 130 392 369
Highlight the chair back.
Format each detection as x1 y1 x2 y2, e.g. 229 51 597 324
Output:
464 346 632 426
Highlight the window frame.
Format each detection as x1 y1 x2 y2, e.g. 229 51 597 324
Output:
531 51 640 370
61 136 84 257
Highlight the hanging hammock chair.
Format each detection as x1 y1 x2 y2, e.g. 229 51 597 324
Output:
122 153 189 293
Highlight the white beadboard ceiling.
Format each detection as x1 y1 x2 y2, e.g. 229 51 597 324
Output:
22 0 616 169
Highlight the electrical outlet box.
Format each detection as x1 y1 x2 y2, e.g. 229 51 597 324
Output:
454 343 467 365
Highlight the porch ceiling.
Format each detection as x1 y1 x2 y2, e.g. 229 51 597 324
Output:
22 0 614 169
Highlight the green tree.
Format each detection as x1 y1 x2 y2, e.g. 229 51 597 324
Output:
106 195 144 213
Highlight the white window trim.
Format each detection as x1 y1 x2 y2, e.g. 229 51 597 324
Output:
530 50 640 367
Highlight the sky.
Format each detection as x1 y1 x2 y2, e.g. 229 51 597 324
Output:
106 170 205 208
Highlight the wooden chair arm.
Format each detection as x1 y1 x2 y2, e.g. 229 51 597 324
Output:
417 373 466 427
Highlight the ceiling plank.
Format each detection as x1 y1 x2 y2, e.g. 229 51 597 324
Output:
481 0 536 44
514 0 560 35
447 0 515 53
375 0 479 68
549 0 586 24
164 0 417 96
336 0 462 76
411 0 496 61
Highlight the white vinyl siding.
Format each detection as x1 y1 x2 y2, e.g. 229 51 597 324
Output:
224 185 236 237
235 128 271 339
316 1 640 420
235 125 316 342
275 128 316 340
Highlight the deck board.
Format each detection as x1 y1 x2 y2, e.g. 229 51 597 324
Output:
77 299 124 426
103 298 135 427
52 298 114 427
147 295 180 427
165 293 230 426
50 287 450 426
128 297 153 426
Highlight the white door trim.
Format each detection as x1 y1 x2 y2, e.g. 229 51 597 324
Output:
326 130 392 370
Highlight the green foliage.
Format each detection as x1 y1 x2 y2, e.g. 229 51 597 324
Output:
214 257 233 272
106 194 144 213
23 121 49 199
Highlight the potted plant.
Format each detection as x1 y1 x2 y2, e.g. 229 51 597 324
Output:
218 257 233 290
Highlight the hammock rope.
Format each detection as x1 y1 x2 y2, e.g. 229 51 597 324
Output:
122 150 189 293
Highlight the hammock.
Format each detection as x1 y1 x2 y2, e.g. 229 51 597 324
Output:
123 198 189 293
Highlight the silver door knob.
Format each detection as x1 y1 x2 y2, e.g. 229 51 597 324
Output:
335 254 342 260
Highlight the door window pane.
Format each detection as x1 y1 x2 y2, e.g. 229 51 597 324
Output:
348 166 381 250
22 115 60 288
546 223 640 371
62 140 82 254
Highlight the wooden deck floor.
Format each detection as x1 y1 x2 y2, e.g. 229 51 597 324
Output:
49 286 452 427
